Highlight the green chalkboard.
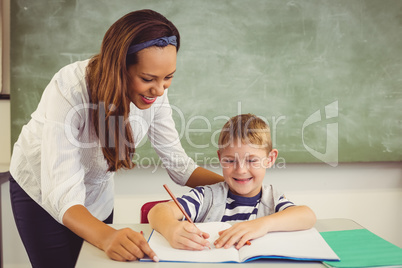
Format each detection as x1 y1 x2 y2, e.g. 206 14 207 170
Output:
10 0 402 166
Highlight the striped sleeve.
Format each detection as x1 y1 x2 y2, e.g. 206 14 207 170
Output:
274 194 295 212
177 186 205 222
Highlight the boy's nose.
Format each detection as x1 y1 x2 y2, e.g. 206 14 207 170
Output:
235 161 248 173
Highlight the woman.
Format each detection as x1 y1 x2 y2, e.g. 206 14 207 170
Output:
9 9 223 267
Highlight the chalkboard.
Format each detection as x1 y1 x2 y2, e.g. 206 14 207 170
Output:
10 0 402 166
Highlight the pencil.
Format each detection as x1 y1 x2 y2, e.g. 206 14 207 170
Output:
163 184 211 249
163 184 194 224
163 184 251 247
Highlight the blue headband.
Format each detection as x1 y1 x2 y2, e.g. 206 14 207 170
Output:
127 36 177 55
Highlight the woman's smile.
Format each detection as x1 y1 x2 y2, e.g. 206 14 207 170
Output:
141 95 157 104
127 46 177 110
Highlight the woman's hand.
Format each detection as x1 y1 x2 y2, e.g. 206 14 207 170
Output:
165 221 210 251
101 228 158 262
63 205 158 262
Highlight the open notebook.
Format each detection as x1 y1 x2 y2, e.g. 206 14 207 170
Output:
141 222 340 263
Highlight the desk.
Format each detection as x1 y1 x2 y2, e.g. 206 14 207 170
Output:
76 218 363 268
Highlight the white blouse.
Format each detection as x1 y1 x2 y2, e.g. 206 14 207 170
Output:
10 60 196 224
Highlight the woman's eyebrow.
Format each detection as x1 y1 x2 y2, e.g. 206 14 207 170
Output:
141 73 157 78
142 69 176 78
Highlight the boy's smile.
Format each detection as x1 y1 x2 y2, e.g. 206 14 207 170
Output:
233 177 253 183
218 140 278 198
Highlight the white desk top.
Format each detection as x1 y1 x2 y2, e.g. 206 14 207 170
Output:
76 218 362 268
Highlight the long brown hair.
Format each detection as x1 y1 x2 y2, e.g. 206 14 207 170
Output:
86 10 180 172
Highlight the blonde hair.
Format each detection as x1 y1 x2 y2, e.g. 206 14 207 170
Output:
218 114 272 154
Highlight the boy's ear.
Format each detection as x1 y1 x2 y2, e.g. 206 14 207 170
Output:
265 149 278 168
217 150 221 161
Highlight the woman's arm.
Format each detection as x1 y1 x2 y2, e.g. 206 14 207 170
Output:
147 93 223 188
185 166 224 188
62 205 158 262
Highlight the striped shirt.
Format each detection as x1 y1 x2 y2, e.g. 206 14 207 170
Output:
177 186 295 223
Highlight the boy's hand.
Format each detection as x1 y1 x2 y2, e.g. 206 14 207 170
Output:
214 219 266 250
165 221 210 250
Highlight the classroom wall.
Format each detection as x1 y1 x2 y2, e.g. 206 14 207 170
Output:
0 100 11 166
1 0 11 167
2 163 402 267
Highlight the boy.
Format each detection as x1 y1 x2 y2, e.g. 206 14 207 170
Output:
148 114 316 251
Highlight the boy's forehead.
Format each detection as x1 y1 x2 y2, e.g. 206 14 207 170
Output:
220 141 269 156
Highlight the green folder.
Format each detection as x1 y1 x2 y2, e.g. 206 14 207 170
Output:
320 229 402 268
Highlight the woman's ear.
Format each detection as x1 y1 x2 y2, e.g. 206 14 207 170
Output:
264 149 278 169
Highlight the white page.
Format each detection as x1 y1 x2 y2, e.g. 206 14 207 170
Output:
147 222 240 263
146 223 339 263
238 228 340 262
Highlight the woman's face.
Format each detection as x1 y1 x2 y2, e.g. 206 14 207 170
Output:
127 45 177 110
